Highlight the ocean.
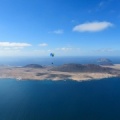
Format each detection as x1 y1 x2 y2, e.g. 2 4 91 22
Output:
0 78 120 120
0 56 120 120
0 56 120 66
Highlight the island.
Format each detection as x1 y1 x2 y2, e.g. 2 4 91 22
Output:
0 63 120 81
97 58 113 66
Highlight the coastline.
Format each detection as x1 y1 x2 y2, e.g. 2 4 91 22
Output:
0 76 119 83
0 64 120 82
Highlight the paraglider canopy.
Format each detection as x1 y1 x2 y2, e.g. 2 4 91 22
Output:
50 53 55 65
50 53 54 57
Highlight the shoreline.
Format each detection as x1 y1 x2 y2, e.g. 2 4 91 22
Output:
0 64 120 82
0 76 119 82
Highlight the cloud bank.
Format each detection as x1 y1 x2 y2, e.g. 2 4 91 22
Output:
73 21 113 32
0 42 31 47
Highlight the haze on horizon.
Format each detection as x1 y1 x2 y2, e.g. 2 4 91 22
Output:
0 0 119 57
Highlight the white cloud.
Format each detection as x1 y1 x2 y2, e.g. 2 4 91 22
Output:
50 29 64 34
0 42 31 53
2 47 23 50
91 48 120 56
56 47 72 51
38 43 48 47
56 47 81 52
61 47 72 51
95 48 114 52
73 21 113 32
54 47 82 56
0 42 31 47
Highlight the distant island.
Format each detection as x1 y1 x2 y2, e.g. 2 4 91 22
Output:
0 63 120 81
97 58 113 66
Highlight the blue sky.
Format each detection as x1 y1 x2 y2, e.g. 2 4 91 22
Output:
0 0 119 56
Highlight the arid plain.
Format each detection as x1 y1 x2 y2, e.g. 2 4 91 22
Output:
0 64 120 81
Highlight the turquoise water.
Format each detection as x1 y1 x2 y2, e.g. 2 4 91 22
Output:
0 78 120 120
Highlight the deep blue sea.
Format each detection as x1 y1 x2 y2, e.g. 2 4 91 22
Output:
0 56 120 66
0 78 120 120
0 56 120 120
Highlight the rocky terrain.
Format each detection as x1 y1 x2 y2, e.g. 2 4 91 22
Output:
97 58 113 66
51 63 113 73
0 63 120 81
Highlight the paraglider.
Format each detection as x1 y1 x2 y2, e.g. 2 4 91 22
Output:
50 53 54 65
50 53 54 57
